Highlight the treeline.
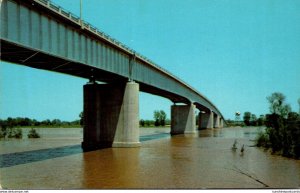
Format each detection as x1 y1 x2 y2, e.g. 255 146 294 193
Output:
243 112 265 126
256 92 300 159
140 110 170 127
0 117 81 128
0 110 169 129
140 119 171 127
226 113 266 127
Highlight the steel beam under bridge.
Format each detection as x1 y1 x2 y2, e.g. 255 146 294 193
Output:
0 0 225 120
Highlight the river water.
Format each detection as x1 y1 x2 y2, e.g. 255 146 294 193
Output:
0 127 299 189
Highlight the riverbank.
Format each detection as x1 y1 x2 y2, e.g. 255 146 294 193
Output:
0 127 299 189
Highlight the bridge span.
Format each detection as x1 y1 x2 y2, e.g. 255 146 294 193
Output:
1 0 225 150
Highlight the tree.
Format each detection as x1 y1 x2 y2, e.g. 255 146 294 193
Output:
144 120 153 126
153 110 167 126
79 112 84 126
265 113 284 152
7 117 15 128
257 115 265 126
140 119 145 127
41 119 51 126
267 92 291 118
154 110 160 121
159 110 167 126
250 114 257 126
52 119 62 126
243 112 251 126
32 119 40 126
154 110 160 126
263 92 300 158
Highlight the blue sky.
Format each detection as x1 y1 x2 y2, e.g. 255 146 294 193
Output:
1 0 300 121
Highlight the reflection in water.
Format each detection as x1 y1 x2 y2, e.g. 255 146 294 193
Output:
140 132 169 142
82 148 143 188
0 127 299 189
199 127 263 140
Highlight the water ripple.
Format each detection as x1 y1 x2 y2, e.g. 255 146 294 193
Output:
0 133 170 168
0 145 83 168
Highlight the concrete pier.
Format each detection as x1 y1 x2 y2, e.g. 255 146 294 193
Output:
171 104 196 135
220 118 224 128
112 82 140 148
200 111 214 129
197 111 205 130
214 114 220 128
82 82 140 151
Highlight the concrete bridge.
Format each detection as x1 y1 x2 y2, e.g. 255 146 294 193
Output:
1 0 225 150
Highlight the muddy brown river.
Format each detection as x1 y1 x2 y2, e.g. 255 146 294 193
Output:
0 127 299 189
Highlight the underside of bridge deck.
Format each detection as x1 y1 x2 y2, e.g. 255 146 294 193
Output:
1 39 189 104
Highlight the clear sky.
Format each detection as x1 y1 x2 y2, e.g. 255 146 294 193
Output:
1 0 300 121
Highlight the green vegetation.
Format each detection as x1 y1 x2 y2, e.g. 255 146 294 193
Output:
225 120 245 127
267 92 291 118
226 112 262 127
139 119 154 127
140 119 170 127
140 110 170 127
0 125 7 138
0 114 82 139
0 117 81 128
257 115 265 126
242 112 265 126
255 131 270 148
7 127 22 139
79 112 84 126
255 92 300 159
154 110 167 126
243 112 251 126
227 113 265 127
0 125 41 139
28 128 40 138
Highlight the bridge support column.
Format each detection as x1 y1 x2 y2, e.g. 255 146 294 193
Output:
214 114 220 128
171 104 196 135
82 82 140 151
220 119 224 128
197 112 205 130
200 111 214 129
113 82 140 148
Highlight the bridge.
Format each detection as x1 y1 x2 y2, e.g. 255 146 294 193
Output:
1 0 226 150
